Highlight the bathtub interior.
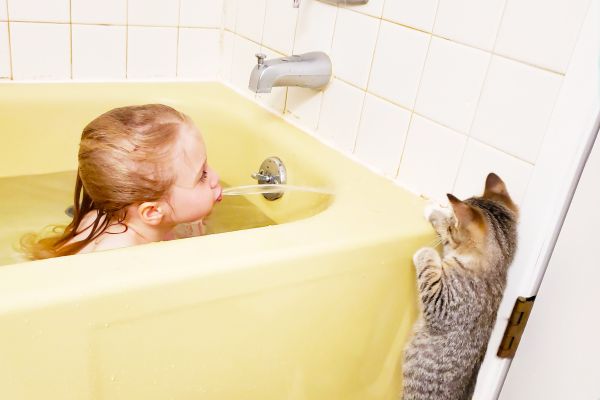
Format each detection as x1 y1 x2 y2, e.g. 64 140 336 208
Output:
0 82 333 265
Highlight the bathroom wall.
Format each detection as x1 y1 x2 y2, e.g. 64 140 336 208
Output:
223 0 591 206
0 0 223 80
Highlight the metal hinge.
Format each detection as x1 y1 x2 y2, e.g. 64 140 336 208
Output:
497 296 536 358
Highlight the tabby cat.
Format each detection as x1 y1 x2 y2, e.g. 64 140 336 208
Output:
402 173 519 400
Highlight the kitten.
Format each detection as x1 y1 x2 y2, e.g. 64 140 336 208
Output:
402 173 518 400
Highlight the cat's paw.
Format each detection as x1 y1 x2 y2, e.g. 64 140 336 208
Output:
413 247 441 268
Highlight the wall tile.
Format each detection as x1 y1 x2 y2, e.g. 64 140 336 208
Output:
293 0 337 54
349 0 385 18
453 139 533 204
178 28 220 79
0 0 7 21
368 21 429 109
354 94 411 177
230 34 260 96
0 22 9 78
434 0 505 51
221 31 235 81
235 0 266 43
263 0 298 55
180 0 223 28
128 0 179 27
495 0 590 73
396 115 466 202
317 78 365 152
415 37 490 133
331 8 379 89
10 22 70 80
223 0 238 31
471 56 563 163
285 87 323 132
383 0 439 32
71 0 126 25
72 25 126 80
8 0 69 23
127 26 178 78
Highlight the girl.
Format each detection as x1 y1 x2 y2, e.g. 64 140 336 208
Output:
21 104 222 259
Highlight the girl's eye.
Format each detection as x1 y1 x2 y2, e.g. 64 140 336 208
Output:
199 170 208 183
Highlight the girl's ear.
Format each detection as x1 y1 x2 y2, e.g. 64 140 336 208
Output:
137 202 164 226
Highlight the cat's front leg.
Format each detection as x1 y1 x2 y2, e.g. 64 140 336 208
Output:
412 247 444 313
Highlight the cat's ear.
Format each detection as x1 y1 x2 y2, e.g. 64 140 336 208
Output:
484 172 509 198
447 193 477 226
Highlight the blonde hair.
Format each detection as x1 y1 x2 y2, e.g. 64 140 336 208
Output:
21 104 189 260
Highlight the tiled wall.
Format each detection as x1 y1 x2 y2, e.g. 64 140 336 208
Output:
222 0 591 204
0 0 223 80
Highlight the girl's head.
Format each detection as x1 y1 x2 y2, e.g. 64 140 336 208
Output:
23 104 221 259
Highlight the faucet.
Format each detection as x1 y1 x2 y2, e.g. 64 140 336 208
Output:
248 52 332 93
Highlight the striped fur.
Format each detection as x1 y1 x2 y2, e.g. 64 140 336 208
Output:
402 174 518 400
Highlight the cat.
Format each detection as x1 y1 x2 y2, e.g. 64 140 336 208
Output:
402 173 518 400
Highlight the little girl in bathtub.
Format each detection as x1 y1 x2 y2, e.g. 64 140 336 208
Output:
21 104 222 259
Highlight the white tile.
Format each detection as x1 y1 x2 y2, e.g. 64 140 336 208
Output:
255 47 287 114
230 34 260 95
221 31 235 82
127 26 178 78
347 0 385 18
331 8 379 89
293 0 337 54
354 94 411 177
224 0 238 31
368 21 430 109
10 22 70 80
128 0 179 26
8 0 69 23
0 0 7 21
72 25 126 80
71 0 126 25
434 0 505 51
383 0 439 32
235 0 266 43
284 87 323 132
0 22 9 78
263 0 298 55
396 115 467 202
415 37 490 133
317 78 365 153
495 0 590 73
180 0 223 27
453 139 532 204
178 28 220 79
471 56 563 163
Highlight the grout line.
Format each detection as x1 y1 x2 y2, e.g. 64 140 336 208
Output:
313 4 339 134
125 0 128 79
5 0 13 79
350 14 383 154
393 38 437 179
69 0 72 79
175 0 181 77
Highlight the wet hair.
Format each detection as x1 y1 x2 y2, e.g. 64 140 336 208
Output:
21 104 190 259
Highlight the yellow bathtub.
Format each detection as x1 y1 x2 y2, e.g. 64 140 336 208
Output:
0 82 433 400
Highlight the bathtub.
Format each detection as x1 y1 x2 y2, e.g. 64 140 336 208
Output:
0 82 433 399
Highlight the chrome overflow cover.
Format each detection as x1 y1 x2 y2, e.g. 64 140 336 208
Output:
251 156 287 200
